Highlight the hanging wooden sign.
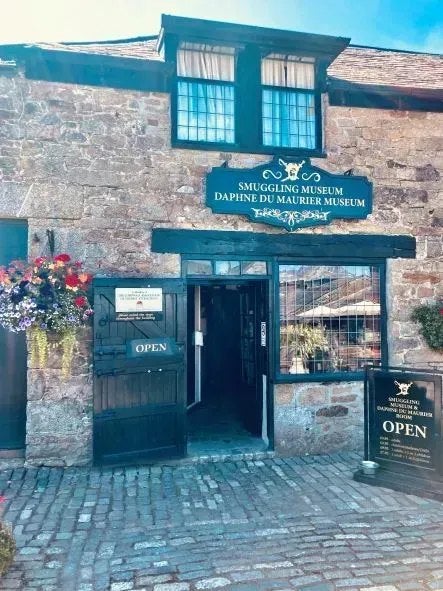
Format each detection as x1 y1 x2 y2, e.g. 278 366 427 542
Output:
206 157 372 231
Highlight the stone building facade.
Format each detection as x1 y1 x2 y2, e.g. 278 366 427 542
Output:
0 16 442 466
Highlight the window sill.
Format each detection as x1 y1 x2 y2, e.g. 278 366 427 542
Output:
274 371 366 383
171 138 326 158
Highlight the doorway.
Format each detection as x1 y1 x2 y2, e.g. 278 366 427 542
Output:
187 280 270 456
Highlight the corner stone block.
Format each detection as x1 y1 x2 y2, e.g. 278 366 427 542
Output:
275 384 295 406
274 406 316 455
297 384 329 407
25 373 93 466
316 405 349 418
25 434 92 467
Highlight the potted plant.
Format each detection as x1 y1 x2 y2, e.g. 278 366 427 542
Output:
0 254 93 377
286 323 329 374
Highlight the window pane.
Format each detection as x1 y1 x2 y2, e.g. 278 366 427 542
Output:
262 89 316 149
177 81 235 144
186 260 213 275
279 265 381 375
215 261 241 275
241 261 268 275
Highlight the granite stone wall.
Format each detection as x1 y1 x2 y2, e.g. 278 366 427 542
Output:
0 66 441 464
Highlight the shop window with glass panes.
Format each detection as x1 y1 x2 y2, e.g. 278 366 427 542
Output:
262 54 316 149
176 43 236 144
279 264 382 377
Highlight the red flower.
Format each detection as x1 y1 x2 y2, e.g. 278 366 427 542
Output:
0 495 6 503
54 254 71 263
439 308 443 316
65 275 80 288
74 296 87 308
34 256 46 266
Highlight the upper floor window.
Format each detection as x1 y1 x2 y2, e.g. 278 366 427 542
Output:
172 42 322 155
261 54 316 149
176 43 235 144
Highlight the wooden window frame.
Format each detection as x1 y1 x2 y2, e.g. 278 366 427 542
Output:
171 40 325 157
273 259 388 383
180 252 388 384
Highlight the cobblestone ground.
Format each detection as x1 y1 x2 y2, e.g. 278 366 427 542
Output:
1 452 443 591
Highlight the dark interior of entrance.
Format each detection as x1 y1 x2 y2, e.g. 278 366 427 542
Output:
187 281 268 456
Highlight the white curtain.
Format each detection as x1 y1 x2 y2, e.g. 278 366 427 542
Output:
261 56 314 89
177 44 235 81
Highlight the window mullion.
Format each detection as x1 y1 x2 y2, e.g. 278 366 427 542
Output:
236 44 261 150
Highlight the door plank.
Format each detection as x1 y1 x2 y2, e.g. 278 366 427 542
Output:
93 279 186 464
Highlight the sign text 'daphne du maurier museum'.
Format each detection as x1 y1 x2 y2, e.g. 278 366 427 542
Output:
206 158 373 231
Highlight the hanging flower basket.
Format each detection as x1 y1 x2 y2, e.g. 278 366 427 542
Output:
0 254 93 377
411 303 443 351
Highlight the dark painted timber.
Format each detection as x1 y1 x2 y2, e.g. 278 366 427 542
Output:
151 229 416 260
0 219 27 450
25 49 170 92
328 79 443 113
160 14 350 64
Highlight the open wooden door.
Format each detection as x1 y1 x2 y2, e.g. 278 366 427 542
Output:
240 281 269 440
93 278 186 465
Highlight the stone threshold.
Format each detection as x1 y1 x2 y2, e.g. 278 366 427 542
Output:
0 450 276 471
183 450 276 464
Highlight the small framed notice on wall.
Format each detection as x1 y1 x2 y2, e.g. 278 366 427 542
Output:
115 287 163 321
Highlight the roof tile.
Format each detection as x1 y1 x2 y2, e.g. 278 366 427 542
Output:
328 46 443 90
30 38 443 91
33 38 162 61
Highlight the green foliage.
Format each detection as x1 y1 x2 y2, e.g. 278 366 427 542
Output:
286 323 329 360
411 304 443 351
0 522 15 577
29 326 49 368
59 328 78 378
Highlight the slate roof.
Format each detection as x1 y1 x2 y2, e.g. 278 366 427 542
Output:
328 46 443 90
15 37 443 91
33 37 162 61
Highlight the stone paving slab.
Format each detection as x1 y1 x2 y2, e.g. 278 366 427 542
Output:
1 452 443 590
